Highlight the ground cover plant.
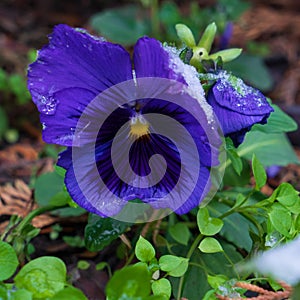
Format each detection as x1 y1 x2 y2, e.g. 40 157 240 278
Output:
0 1 300 299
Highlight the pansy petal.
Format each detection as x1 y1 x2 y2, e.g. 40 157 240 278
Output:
133 37 184 81
211 75 273 116
59 94 220 216
208 74 273 146
28 24 132 146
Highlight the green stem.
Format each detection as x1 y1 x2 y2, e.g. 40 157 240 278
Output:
150 0 160 38
176 233 203 300
17 204 66 233
124 250 136 267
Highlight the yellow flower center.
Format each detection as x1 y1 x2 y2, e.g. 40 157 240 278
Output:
129 115 150 139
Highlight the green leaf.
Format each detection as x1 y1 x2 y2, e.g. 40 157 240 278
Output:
237 131 299 166
152 278 171 298
159 255 189 277
227 148 243 175
10 289 32 300
90 5 150 46
50 287 87 300
34 172 86 216
63 235 85 248
96 262 108 271
271 183 300 214
77 260 90 270
197 207 223 236
84 214 129 252
225 53 273 91
268 203 292 237
169 222 191 245
175 24 195 47
199 237 223 253
207 274 228 289
253 102 297 134
14 256 66 299
0 284 7 300
135 236 155 263
209 200 255 252
223 158 251 186
252 154 267 190
106 264 151 299
0 241 19 280
209 48 242 63
202 290 218 300
198 22 217 52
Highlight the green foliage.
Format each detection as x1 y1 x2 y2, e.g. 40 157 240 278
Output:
0 245 87 300
50 287 87 300
237 131 299 167
84 214 130 251
199 237 223 253
159 255 189 277
197 207 224 236
252 154 267 190
151 278 171 298
14 256 66 298
90 5 150 46
106 264 151 299
135 236 156 262
168 222 191 245
0 68 31 104
34 171 86 216
0 241 19 281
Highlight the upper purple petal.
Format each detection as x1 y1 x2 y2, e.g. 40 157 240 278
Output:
28 24 132 146
133 37 184 82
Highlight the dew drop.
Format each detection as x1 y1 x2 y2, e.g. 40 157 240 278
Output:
265 232 281 247
38 95 58 115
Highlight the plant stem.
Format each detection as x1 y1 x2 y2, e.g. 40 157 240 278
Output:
176 233 203 300
17 204 67 233
150 0 160 38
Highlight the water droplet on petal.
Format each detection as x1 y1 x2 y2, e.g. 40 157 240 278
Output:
38 95 58 115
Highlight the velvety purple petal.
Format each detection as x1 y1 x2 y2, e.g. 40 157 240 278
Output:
58 93 220 216
208 75 274 146
28 24 132 146
133 37 184 82
211 76 273 116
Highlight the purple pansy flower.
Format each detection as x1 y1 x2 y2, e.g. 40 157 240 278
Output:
207 71 274 146
28 24 222 217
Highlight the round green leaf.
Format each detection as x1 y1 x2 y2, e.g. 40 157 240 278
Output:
135 236 155 262
0 241 19 281
106 263 151 299
152 278 171 298
197 207 223 236
50 287 87 300
159 255 189 277
10 289 32 300
14 256 66 299
199 237 223 253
